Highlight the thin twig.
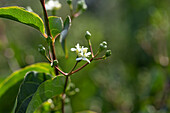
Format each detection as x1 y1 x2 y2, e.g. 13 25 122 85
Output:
70 58 92 75
88 40 94 57
69 5 73 17
71 12 81 20
61 61 78 113
45 55 51 63
40 0 59 75
55 66 68 76
69 62 79 75
94 57 104 60
40 0 51 36
70 52 100 75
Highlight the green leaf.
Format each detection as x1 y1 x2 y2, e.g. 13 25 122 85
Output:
76 111 97 113
59 16 71 56
48 16 63 38
26 76 65 113
0 6 45 34
0 62 52 113
14 71 52 113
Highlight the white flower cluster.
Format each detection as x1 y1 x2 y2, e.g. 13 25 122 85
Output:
45 0 61 10
71 43 91 63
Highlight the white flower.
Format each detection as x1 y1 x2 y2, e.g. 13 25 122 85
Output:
81 46 88 53
45 0 62 10
71 43 91 63
76 51 91 63
71 43 81 54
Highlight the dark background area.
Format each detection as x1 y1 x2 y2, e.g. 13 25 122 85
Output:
1 0 170 113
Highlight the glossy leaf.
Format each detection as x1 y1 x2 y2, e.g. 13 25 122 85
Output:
0 63 52 113
15 71 52 113
26 76 65 113
59 16 71 56
48 16 63 38
0 6 45 34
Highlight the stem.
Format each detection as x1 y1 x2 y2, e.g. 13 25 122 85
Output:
88 40 94 57
55 66 68 76
71 12 81 20
94 57 104 60
94 51 99 57
45 55 51 63
61 62 78 113
69 61 79 75
40 0 59 75
40 0 51 36
70 52 99 75
69 4 73 16
71 59 92 75
50 42 57 60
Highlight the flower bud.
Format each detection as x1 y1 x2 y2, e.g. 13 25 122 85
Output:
51 60 58 67
99 41 107 52
67 0 72 5
38 45 46 56
105 50 111 57
85 31 91 40
77 0 87 12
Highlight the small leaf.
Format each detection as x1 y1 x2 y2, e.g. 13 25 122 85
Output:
0 6 45 34
48 16 63 38
0 63 53 113
26 76 65 113
59 16 71 56
14 71 52 113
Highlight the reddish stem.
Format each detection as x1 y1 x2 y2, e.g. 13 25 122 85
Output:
40 0 59 75
55 66 68 76
88 40 94 57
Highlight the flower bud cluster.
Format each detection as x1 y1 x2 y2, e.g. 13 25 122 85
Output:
104 50 111 58
99 41 107 52
77 0 87 12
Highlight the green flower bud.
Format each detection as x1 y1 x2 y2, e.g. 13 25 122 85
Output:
67 0 72 5
99 41 107 52
38 45 46 56
51 60 58 67
77 0 87 12
85 31 91 40
105 50 111 57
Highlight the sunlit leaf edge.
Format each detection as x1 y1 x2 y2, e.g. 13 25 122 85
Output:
0 62 51 96
0 6 45 34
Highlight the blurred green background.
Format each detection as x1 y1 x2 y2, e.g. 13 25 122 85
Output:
1 0 170 113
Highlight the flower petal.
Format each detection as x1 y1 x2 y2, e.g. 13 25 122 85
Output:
71 48 76 51
76 43 80 48
76 57 82 61
82 58 90 63
86 52 91 56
